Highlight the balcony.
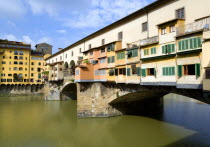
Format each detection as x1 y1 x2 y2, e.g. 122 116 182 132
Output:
177 17 210 37
140 36 159 47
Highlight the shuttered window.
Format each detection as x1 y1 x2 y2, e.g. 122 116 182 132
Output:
144 49 149 55
141 69 146 77
162 44 175 54
151 47 156 54
162 67 175 76
107 56 115 63
178 37 202 50
117 52 125 60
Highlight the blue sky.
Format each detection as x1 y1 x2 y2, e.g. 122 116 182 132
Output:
0 0 155 54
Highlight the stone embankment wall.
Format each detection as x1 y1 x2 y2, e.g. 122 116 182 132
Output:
0 84 44 95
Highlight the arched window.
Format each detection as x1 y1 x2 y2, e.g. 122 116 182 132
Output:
19 56 23 60
64 62 68 69
14 51 18 55
19 62 23 65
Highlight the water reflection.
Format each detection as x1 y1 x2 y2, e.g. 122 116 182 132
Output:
0 94 209 147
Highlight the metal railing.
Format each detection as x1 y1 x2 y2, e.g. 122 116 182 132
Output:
140 36 159 46
177 17 210 36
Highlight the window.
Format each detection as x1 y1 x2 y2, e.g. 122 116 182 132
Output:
90 51 93 55
72 51 74 57
38 62 41 66
25 57 27 60
9 56 11 59
25 62 27 65
14 56 18 59
31 73 34 77
19 62 23 65
3 56 5 59
162 44 175 54
145 68 156 76
66 54 67 58
19 67 23 71
2 61 6 64
37 68 41 72
178 37 202 51
161 28 166 35
14 67 18 70
14 61 18 64
107 44 115 52
38 73 41 78
117 52 125 60
109 70 115 76
206 69 210 79
184 64 195 75
99 48 105 53
118 32 123 40
176 8 185 19
25 68 27 71
144 49 149 55
163 67 175 76
151 47 156 54
60 56 62 61
2 68 4 70
108 56 115 63
31 68 34 71
142 22 148 32
100 58 106 63
14 51 18 55
1 74 5 76
7 79 12 82
75 70 80 75
9 62 11 65
102 39 105 45
31 62 34 65
127 49 138 58
127 68 131 76
100 70 106 75
8 74 12 76
1 79 6 82
94 70 99 75
25 74 27 77
80 48 82 53
89 44 91 49
59 68 62 71
131 64 137 75
19 51 23 55
170 25 175 33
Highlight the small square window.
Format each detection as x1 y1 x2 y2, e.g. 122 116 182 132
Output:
170 25 175 33
142 22 148 32
161 28 167 35
176 8 185 19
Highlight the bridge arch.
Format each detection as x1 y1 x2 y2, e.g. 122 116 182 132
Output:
60 82 77 100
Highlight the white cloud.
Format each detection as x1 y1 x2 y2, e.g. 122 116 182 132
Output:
0 0 27 18
56 29 67 33
26 0 90 16
63 0 153 28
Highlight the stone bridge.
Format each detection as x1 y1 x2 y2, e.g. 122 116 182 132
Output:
51 82 210 118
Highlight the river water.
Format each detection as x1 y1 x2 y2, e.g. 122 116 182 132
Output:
0 94 209 147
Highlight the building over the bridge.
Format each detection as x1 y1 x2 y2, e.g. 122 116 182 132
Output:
45 0 210 97
35 43 52 55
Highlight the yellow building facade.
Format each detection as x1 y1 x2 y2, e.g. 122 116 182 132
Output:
0 40 47 85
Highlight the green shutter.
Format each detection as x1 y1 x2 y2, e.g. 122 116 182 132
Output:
182 40 185 50
154 47 156 54
172 67 175 75
165 67 168 75
151 48 153 54
178 65 182 77
137 67 141 76
108 57 110 63
111 44 115 51
168 44 171 53
195 63 200 77
127 68 131 76
162 46 166 54
171 44 175 52
178 41 182 50
154 68 156 77
194 38 198 48
185 39 189 50
112 56 115 63
142 69 146 77
144 50 146 55
163 67 165 76
197 37 202 47
190 38 193 49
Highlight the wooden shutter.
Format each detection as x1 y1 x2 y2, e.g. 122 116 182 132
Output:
190 38 193 49
127 68 131 76
178 41 182 50
178 65 182 77
195 63 200 77
182 40 185 50
123 68 126 75
197 37 202 47
142 69 146 77
137 67 141 76
162 46 166 54
172 44 175 52
185 39 189 50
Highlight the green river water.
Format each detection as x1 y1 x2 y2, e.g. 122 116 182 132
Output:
0 93 209 147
